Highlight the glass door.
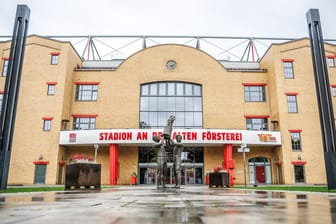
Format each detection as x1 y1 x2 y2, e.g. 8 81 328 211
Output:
139 163 157 185
182 163 203 185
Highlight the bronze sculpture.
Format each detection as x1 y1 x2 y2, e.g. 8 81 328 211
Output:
173 134 183 188
153 116 184 188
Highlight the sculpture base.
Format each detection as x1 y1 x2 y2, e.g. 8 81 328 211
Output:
209 172 230 188
65 163 101 190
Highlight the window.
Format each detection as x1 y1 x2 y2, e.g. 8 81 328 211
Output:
51 55 59 65
140 82 202 128
244 85 266 102
47 84 55 95
332 87 336 97
76 84 98 101
2 59 8 77
73 117 96 130
328 57 335 67
0 92 3 113
246 117 268 130
43 119 52 131
287 95 298 113
290 132 301 151
283 61 294 79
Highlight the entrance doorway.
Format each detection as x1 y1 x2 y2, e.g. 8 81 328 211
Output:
138 146 204 185
248 157 272 185
34 164 47 184
255 166 265 183
294 165 305 183
139 163 203 185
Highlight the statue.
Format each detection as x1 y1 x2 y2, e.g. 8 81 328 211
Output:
153 135 167 188
173 134 183 188
153 115 184 188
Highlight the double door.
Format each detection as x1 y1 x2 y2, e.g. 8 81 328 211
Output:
139 163 203 185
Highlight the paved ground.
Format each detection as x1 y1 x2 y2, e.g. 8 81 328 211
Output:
1 185 336 223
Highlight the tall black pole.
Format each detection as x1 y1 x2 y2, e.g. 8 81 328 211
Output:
307 9 336 189
0 5 30 190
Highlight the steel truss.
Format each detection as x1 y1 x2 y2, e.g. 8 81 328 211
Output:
0 35 335 61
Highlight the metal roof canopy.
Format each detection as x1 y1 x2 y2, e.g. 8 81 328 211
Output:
1 35 335 62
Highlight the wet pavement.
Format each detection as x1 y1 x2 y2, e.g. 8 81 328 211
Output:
1 185 336 223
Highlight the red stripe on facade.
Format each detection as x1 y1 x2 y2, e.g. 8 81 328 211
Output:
281 59 295 62
288 129 302 133
291 161 307 165
244 115 270 119
74 82 100 85
46 81 58 85
2 56 9 60
71 114 98 118
42 117 54 120
242 83 267 86
0 91 4 94
327 55 336 58
285 92 298 96
33 161 49 165
50 52 61 56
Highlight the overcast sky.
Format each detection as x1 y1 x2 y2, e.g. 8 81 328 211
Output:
0 0 336 39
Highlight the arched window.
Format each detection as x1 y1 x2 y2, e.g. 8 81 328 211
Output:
139 82 203 128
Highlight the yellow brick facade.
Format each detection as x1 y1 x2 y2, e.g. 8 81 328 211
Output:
0 35 335 186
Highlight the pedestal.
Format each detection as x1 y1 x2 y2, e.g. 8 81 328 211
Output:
65 163 101 189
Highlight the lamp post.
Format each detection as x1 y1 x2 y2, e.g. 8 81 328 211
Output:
238 143 249 188
94 144 99 163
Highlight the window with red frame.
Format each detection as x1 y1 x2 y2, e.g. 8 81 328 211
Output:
43 119 52 131
47 84 55 95
290 132 301 151
244 85 266 102
51 55 59 65
283 61 294 79
246 118 268 130
73 117 96 130
287 95 298 113
328 57 335 67
0 92 3 112
2 59 8 77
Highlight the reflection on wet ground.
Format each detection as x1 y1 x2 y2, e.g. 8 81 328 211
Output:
0 186 336 223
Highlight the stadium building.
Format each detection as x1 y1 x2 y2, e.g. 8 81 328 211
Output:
0 35 335 186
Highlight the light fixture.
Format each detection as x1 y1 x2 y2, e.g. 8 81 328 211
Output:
298 154 302 160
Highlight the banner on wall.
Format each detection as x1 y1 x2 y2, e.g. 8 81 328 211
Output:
59 129 281 146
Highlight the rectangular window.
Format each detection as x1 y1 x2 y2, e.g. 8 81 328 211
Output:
244 86 266 102
47 84 55 95
0 93 3 113
2 59 8 77
290 132 301 151
76 85 98 101
287 95 298 113
283 61 294 79
51 55 59 65
246 118 268 130
43 120 51 131
73 117 96 130
332 87 336 97
328 57 335 67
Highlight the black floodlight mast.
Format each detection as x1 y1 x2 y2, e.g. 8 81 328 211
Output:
0 5 30 190
307 9 336 189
